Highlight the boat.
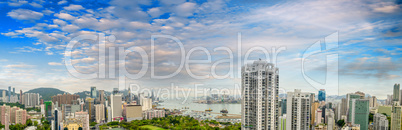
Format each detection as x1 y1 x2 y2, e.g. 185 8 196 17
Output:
205 108 212 112
220 109 228 113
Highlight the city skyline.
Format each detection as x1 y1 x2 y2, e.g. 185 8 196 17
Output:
0 0 401 99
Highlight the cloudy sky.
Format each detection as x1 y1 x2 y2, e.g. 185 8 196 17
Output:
0 0 401 99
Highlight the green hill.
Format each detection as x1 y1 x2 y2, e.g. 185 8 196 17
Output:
74 91 90 99
25 88 68 101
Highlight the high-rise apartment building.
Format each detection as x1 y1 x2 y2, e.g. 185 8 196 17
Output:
311 101 319 126
95 104 105 123
15 109 27 125
374 113 388 130
24 93 40 108
391 105 401 130
10 106 19 123
349 99 369 130
0 105 10 125
286 89 311 130
241 60 279 130
51 94 79 107
318 89 326 102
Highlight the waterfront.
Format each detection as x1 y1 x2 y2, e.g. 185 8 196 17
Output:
156 98 241 115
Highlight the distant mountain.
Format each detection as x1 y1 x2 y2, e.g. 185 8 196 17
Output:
25 88 68 101
74 91 90 99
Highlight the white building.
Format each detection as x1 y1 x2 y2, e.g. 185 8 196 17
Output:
111 94 122 119
95 104 105 123
241 60 279 130
141 97 152 111
374 113 388 130
286 89 311 130
24 93 40 108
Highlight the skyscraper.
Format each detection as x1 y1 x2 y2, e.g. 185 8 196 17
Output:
311 101 319 126
99 90 105 105
393 84 400 102
346 93 361 122
19 90 22 104
369 96 378 108
90 86 97 99
241 60 279 130
111 94 122 119
318 89 326 102
349 99 369 130
286 89 311 130
85 98 95 122
391 104 401 130
8 86 11 102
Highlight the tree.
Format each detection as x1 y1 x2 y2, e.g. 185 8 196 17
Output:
369 113 374 122
336 119 345 127
26 119 33 126
78 127 83 130
34 121 38 126
90 122 98 126
64 128 68 130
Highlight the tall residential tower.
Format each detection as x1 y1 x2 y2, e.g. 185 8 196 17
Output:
241 60 279 130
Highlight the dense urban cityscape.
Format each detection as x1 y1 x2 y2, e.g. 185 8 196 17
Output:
0 0 401 130
0 61 400 130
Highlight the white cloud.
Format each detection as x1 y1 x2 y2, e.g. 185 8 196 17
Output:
5 64 35 68
54 13 76 20
53 19 67 25
29 2 43 8
7 9 44 20
129 21 151 29
58 0 68 5
61 25 80 32
148 7 163 18
175 2 197 17
42 10 54 15
373 5 400 13
64 4 85 11
48 62 63 66
7 0 28 7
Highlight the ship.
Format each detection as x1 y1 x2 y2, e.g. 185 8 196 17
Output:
205 108 212 112
220 109 228 113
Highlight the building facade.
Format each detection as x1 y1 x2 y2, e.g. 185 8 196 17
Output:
95 104 105 123
241 60 279 130
318 89 326 102
374 113 388 130
349 99 369 130
286 89 311 130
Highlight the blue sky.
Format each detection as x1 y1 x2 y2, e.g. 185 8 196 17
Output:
0 0 401 98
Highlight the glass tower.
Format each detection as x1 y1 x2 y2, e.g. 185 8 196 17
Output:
318 89 326 102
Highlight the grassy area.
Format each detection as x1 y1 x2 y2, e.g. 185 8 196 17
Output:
141 125 166 130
